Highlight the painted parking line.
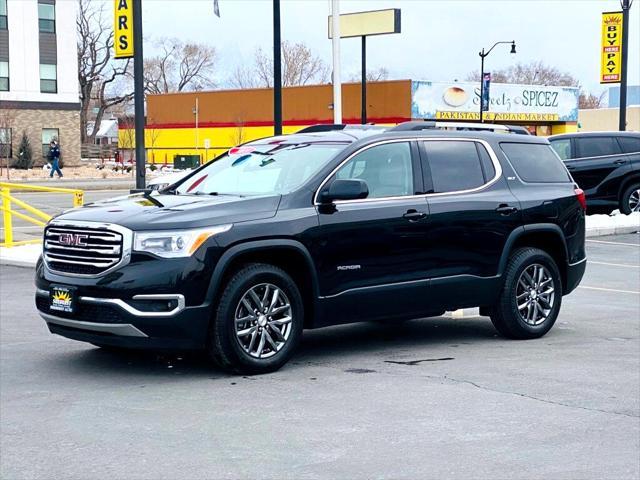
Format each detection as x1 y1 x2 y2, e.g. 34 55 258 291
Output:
578 285 640 295
586 239 639 247
589 261 640 268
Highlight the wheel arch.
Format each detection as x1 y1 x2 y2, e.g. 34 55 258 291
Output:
618 172 640 199
499 225 569 290
206 239 320 328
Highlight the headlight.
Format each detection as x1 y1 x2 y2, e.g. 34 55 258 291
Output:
133 224 232 258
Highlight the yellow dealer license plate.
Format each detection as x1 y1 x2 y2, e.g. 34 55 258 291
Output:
50 286 76 314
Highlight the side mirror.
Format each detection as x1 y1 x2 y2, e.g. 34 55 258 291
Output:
320 179 369 203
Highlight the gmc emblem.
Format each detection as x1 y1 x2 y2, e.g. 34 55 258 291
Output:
58 233 89 247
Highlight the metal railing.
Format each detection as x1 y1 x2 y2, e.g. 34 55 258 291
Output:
0 182 84 247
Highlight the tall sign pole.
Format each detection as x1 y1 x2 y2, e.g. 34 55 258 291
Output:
273 0 282 135
132 0 145 188
618 0 631 131
331 0 342 124
328 9 401 125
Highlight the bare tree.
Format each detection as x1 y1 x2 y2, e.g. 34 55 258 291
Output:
243 41 328 88
228 65 259 89
144 38 217 94
0 104 16 179
349 66 389 82
579 91 607 109
146 118 162 164
77 0 134 144
466 61 578 86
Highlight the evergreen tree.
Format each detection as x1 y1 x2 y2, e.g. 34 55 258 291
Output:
13 132 34 169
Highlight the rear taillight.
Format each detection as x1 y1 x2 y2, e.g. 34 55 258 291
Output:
575 187 586 212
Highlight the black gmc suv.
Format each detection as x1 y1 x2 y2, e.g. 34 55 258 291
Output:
35 127 587 374
549 132 640 214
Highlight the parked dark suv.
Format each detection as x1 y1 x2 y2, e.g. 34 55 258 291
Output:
35 127 586 374
549 132 640 214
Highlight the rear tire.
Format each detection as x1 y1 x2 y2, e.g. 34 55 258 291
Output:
490 247 562 339
207 263 303 374
620 183 640 215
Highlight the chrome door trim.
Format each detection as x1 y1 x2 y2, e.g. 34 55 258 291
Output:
313 137 503 206
40 312 148 338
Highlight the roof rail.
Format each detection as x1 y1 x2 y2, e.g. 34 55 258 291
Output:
388 121 530 135
297 124 387 134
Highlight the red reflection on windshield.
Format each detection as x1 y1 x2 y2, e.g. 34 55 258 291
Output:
186 174 208 193
229 146 255 155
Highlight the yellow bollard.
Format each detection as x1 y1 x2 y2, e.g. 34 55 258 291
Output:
1 187 13 247
73 191 84 207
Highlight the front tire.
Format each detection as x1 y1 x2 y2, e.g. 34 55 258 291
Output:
620 183 640 215
490 247 562 339
208 263 303 374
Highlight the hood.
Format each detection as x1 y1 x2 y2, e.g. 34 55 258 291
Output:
53 193 281 231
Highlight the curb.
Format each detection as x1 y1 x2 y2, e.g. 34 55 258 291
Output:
0 258 38 268
585 225 639 238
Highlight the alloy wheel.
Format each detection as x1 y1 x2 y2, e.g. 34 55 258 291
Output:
628 188 640 213
234 283 293 359
515 264 555 326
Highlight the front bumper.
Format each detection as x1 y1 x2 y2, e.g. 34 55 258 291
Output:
35 272 214 350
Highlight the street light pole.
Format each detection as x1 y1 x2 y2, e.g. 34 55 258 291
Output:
618 0 632 131
132 0 145 189
478 40 516 123
361 35 367 124
331 0 342 124
273 0 282 135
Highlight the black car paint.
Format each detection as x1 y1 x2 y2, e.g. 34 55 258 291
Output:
549 132 640 212
36 130 586 350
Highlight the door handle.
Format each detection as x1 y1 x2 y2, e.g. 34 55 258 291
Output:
403 210 427 221
613 159 627 165
496 205 519 215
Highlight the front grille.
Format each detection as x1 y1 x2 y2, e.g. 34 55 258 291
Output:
36 295 126 324
44 225 125 275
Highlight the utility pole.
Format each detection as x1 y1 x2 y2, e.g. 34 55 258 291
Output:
618 0 632 131
273 0 282 135
331 0 342 124
361 36 366 124
132 0 145 189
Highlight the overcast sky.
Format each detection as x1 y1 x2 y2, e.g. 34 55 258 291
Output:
132 0 639 94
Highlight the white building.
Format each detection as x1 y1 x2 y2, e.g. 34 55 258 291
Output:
0 0 80 165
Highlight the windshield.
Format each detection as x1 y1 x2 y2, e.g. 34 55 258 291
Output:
174 143 346 196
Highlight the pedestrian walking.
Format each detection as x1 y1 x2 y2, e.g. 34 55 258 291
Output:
48 140 63 178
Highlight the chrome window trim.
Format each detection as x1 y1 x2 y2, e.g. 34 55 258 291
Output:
313 137 503 206
564 151 636 162
44 220 133 278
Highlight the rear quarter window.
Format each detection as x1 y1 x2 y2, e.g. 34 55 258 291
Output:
617 136 640 154
500 142 572 183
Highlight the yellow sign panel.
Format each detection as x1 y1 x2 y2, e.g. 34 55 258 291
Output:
329 9 401 39
436 111 560 122
600 11 623 84
114 0 134 59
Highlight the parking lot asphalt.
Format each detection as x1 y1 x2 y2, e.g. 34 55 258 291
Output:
1 233 639 480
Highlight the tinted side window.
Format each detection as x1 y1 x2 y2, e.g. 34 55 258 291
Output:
335 142 413 198
501 143 572 183
477 143 496 181
423 141 486 193
617 136 640 154
575 136 621 158
550 138 572 160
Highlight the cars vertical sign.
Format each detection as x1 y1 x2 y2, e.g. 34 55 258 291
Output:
600 11 623 83
114 0 134 59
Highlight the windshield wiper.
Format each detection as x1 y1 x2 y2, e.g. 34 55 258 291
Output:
192 191 244 197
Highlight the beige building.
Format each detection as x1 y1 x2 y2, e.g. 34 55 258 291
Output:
0 0 80 166
578 106 640 132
